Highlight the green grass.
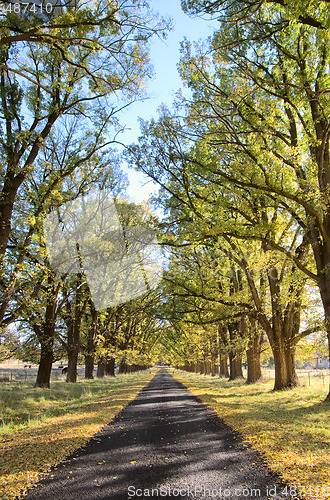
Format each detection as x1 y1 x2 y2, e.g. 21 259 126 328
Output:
0 369 157 500
171 368 330 500
0 375 147 433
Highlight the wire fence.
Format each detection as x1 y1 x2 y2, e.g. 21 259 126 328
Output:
0 364 86 383
1 363 329 385
261 368 330 387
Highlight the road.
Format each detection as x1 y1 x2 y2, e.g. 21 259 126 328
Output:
24 368 289 499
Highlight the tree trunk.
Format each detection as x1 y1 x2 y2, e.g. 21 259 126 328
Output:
120 361 128 374
184 361 190 372
273 344 288 390
84 323 96 379
218 323 229 377
66 270 82 383
228 320 245 380
35 342 53 388
246 330 262 384
67 347 79 383
211 357 217 376
200 360 206 374
269 339 299 390
318 282 330 401
284 346 299 388
266 265 300 390
229 353 243 380
204 360 211 374
105 357 115 376
246 347 261 384
97 358 105 378
219 352 229 378
85 355 94 379
34 274 57 388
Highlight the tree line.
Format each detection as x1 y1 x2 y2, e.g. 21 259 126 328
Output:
127 0 330 400
0 0 170 387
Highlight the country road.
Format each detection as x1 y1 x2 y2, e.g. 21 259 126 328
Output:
24 368 290 499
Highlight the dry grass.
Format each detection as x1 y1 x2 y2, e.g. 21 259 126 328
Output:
0 369 156 500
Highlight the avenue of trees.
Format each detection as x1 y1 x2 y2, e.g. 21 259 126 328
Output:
127 0 330 399
1 0 329 399
0 0 169 387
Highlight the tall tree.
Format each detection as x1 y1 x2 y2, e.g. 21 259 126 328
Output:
0 0 168 315
127 105 321 389
178 0 330 398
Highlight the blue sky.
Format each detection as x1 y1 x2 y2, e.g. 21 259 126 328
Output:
116 0 218 203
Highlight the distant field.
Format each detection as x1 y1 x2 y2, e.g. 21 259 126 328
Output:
0 360 85 383
171 368 330 500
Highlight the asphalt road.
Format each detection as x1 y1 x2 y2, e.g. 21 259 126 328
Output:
24 368 290 500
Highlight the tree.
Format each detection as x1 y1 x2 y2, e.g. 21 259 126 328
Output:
0 1 169 387
156 242 253 380
181 0 330 401
127 104 322 389
16 266 63 388
0 0 168 319
181 0 330 30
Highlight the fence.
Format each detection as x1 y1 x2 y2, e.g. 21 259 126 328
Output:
253 368 330 386
0 364 86 383
0 362 150 383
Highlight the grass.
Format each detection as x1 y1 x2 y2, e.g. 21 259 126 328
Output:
171 368 330 500
1 366 328 500
0 369 156 500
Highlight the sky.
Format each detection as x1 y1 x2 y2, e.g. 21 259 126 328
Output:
116 0 218 203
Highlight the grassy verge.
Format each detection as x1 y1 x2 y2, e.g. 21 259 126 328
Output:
171 369 330 500
0 369 156 500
